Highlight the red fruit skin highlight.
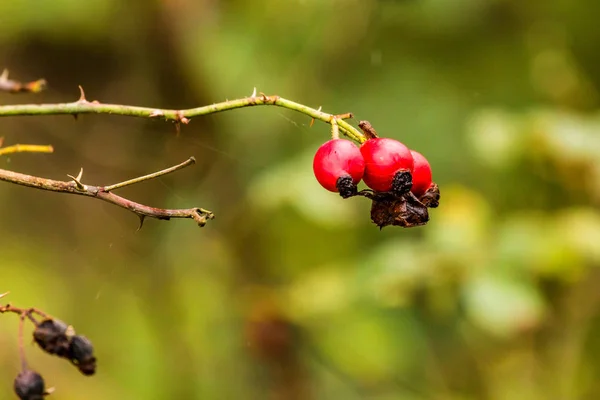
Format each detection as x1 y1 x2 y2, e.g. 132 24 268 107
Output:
312 139 365 192
409 150 433 197
360 138 414 192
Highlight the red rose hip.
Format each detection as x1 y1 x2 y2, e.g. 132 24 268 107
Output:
360 138 414 194
313 139 365 198
409 150 433 197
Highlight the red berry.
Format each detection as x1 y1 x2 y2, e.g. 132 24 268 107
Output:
313 139 365 197
409 150 433 197
360 138 414 193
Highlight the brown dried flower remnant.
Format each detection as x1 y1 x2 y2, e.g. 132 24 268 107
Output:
1 295 97 399
369 183 441 229
33 318 97 376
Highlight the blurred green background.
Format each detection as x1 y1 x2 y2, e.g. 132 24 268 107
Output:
1 0 600 399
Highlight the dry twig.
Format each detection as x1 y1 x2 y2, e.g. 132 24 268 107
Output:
0 157 214 229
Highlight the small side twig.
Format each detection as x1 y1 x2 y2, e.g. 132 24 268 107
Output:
0 143 54 157
104 157 195 191
0 157 214 228
18 314 28 371
0 304 49 321
0 69 47 94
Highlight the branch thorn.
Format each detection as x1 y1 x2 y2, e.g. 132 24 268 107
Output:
77 85 88 103
0 69 8 81
175 111 190 124
150 110 164 118
136 215 145 232
67 168 86 191
0 291 9 299
310 106 322 128
250 87 257 98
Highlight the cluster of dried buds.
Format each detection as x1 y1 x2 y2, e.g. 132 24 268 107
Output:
33 319 97 376
1 295 96 400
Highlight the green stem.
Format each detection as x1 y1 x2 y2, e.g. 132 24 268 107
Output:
104 157 196 192
0 92 366 143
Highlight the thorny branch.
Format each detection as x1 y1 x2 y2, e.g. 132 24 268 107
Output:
0 81 366 228
0 157 214 229
0 86 366 143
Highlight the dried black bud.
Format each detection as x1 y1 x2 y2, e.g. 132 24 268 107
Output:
335 176 358 199
68 335 97 376
391 170 413 197
13 369 47 400
33 319 72 358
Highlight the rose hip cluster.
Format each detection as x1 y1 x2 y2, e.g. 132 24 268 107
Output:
312 120 440 228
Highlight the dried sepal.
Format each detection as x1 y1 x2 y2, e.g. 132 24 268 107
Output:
366 181 441 229
419 182 440 208
370 192 430 229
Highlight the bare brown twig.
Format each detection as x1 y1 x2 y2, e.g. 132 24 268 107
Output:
0 157 214 229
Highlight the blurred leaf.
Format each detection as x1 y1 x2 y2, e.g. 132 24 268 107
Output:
287 265 353 321
317 309 420 384
425 185 492 261
467 108 523 168
0 0 114 39
361 240 429 308
248 148 363 227
534 110 600 160
496 212 584 281
553 208 600 264
463 273 546 339
108 292 162 399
